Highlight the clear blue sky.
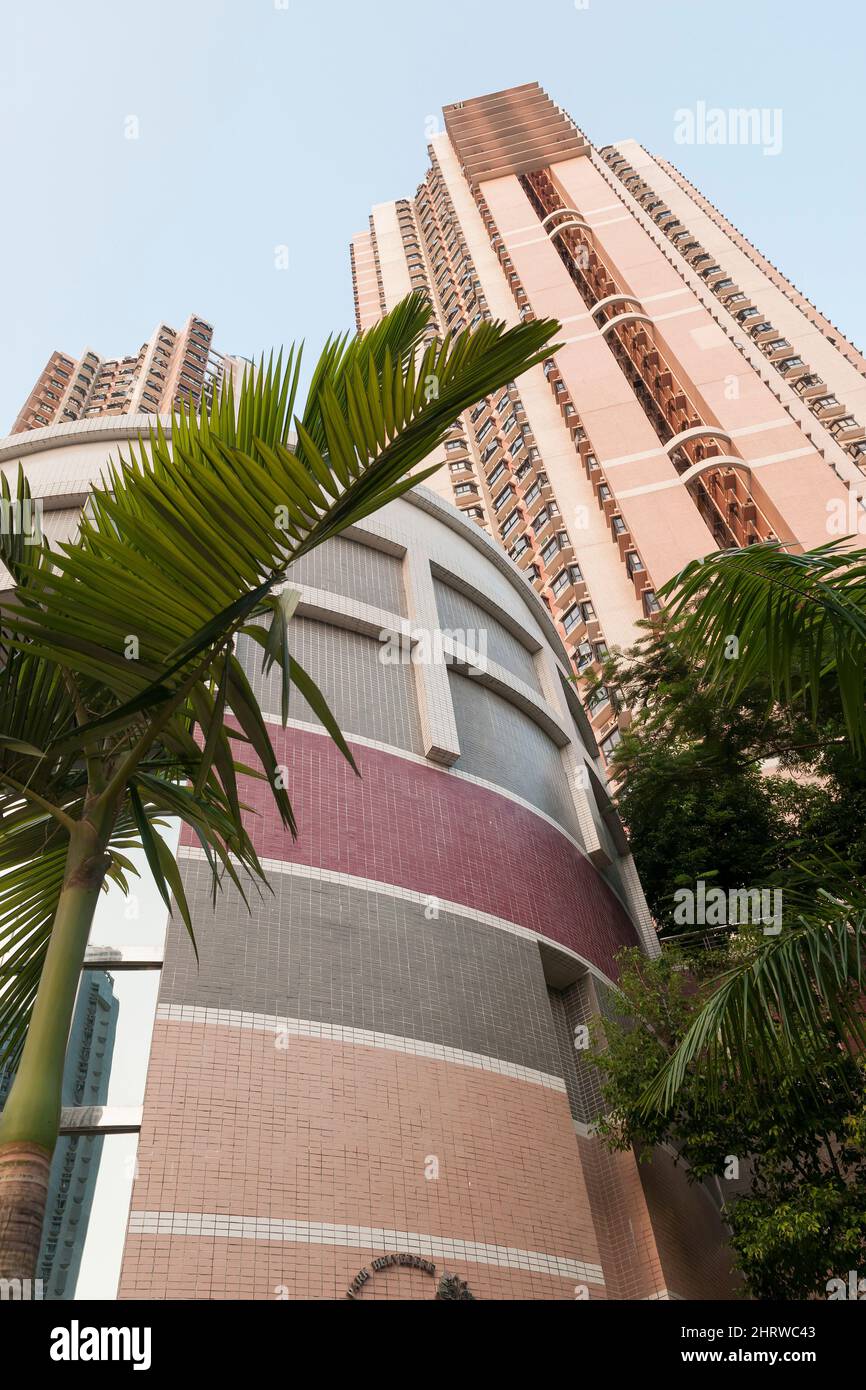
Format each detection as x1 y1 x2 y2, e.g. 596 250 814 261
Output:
2 0 863 434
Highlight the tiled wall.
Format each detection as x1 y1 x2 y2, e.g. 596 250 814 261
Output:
237 618 425 755
286 535 407 616
448 670 581 840
160 863 564 1079
116 490 731 1300
433 577 542 691
120 1025 605 1301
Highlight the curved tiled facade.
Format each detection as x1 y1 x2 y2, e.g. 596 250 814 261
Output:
1 418 735 1300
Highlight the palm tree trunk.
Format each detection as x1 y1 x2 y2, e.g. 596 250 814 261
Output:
0 1143 52 1285
0 821 110 1281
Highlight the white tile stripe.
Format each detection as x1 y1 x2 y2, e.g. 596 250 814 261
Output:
615 446 815 498
175 844 616 991
559 302 705 347
126 1210 604 1284
597 417 799 471
544 290 691 333
155 1001 568 1094
581 214 631 229
651 304 704 323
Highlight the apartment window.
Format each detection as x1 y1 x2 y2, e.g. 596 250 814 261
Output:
551 568 572 596
541 537 560 565
509 437 524 459
562 604 581 634
500 508 520 538
477 419 493 443
487 461 506 488
576 641 593 672
642 589 661 616
454 483 477 497
598 484 611 502
510 536 531 561
481 442 498 465
625 551 644 576
601 729 622 760
586 685 610 715
581 601 596 622
444 439 465 452
611 515 626 536
524 481 541 507
494 484 514 511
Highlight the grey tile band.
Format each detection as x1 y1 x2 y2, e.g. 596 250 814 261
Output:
166 856 570 1078
126 1210 604 1285
175 845 615 989
154 1002 568 1093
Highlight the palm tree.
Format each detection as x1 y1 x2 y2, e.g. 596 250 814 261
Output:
0 293 558 1278
639 540 866 1114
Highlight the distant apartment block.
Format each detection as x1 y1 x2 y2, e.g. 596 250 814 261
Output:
11 314 244 436
351 82 863 757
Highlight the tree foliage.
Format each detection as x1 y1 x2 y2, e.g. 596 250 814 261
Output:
591 946 866 1300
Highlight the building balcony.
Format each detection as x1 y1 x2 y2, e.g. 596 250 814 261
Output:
512 538 537 572
797 378 829 402
449 461 475 483
549 571 587 612
766 340 794 361
531 511 561 548
833 418 865 444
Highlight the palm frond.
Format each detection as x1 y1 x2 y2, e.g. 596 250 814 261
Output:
0 297 559 1064
660 541 866 750
641 911 866 1114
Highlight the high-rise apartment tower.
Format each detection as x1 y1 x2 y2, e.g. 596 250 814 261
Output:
351 82 863 756
11 314 244 436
